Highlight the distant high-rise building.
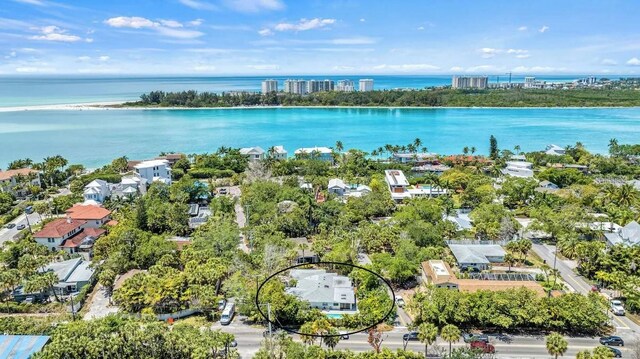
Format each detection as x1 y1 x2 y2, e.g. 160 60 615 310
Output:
451 76 488 89
284 79 308 95
524 77 536 88
261 79 278 93
359 79 374 92
307 79 335 93
336 79 355 92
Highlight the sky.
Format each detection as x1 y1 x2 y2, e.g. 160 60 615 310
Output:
1 0 640 75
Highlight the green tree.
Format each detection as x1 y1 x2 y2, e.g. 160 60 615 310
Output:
417 322 438 358
441 324 460 357
489 135 499 160
546 332 568 359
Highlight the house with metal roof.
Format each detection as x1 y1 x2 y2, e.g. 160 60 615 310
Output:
43 257 95 294
286 269 357 312
448 244 506 271
545 144 566 156
604 221 640 246
0 335 50 359
240 146 265 161
328 178 348 196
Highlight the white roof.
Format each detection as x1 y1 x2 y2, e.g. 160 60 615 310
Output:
123 187 137 194
505 161 533 169
134 159 169 169
240 146 265 155
85 179 107 188
502 167 534 178
83 187 100 195
294 147 332 154
545 144 565 155
273 145 287 154
356 185 371 192
287 269 355 305
448 244 506 264
328 178 348 189
384 170 409 186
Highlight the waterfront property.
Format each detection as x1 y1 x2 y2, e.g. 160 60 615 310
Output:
261 79 278 94
359 79 374 92
271 145 287 160
240 146 265 162
451 76 488 89
502 160 534 178
286 269 357 312
0 168 41 197
392 152 438 164
448 244 506 271
134 159 172 185
545 144 566 156
294 147 333 162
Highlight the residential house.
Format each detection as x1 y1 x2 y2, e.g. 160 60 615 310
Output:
346 184 372 198
272 145 287 160
290 237 319 264
536 180 559 193
65 204 112 228
502 160 534 178
328 178 348 196
83 179 111 203
421 260 545 296
155 153 185 167
445 209 473 231
240 146 266 162
117 173 147 197
33 218 105 253
385 169 447 202
604 221 640 246
448 244 506 271
294 147 334 162
286 269 357 312
392 152 438 164
43 257 95 294
545 144 566 156
0 168 41 197
134 159 172 185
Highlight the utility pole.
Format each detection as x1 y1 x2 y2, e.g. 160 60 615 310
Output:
69 293 76 320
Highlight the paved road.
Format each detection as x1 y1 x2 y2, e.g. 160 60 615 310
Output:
230 185 250 253
83 284 119 320
533 243 640 338
214 320 637 358
0 212 42 246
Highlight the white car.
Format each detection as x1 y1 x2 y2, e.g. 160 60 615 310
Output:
395 296 405 308
611 300 625 316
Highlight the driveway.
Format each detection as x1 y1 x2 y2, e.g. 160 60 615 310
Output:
229 185 250 253
83 284 119 320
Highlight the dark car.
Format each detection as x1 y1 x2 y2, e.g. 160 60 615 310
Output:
460 266 480 273
403 331 419 341
218 188 228 195
470 340 495 354
462 332 489 343
217 299 227 311
16 224 26 230
604 346 622 358
600 336 624 346
5 223 16 229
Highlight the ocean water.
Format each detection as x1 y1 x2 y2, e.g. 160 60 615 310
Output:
0 75 585 107
1 107 639 168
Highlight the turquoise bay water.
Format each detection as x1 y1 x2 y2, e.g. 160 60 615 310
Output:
1 107 639 168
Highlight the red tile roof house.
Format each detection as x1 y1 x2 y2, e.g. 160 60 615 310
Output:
33 217 105 254
65 204 112 228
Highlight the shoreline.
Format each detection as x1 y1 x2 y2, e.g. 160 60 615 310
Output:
2 101 640 112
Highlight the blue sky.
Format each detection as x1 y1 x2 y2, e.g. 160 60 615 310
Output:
1 0 640 75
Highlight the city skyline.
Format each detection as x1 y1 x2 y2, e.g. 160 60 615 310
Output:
2 0 640 75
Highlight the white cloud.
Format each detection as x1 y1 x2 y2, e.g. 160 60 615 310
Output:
539 25 549 33
105 16 156 29
189 19 204 26
466 65 499 73
331 37 375 45
12 0 46 5
159 20 183 28
373 63 440 71
77 56 91 61
518 26 527 31
99 55 110 61
332 65 355 71
223 0 284 13
193 64 216 71
30 26 82 42
506 49 527 54
627 57 640 66
178 0 217 10
258 28 273 36
511 66 566 73
515 54 530 59
450 66 464 72
274 18 336 32
480 47 500 58
417 26 425 31
360 18 365 22
247 64 279 70
104 16 203 39
5 51 17 59
15 66 54 73
601 58 617 65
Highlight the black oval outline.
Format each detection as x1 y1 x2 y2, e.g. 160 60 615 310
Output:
255 261 396 338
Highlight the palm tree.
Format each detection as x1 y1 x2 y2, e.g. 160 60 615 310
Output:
417 322 437 358
514 145 521 154
335 141 344 153
470 146 476 155
440 324 460 357
616 183 639 207
575 350 591 359
414 138 422 148
591 345 615 358
463 146 469 155
323 328 341 350
504 253 516 272
545 332 568 359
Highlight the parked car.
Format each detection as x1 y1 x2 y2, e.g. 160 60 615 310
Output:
610 300 625 316
462 332 489 343
218 188 228 195
603 346 622 358
402 331 419 341
217 299 227 311
219 302 235 325
395 296 405 308
5 223 16 229
16 224 25 230
600 336 624 346
470 340 495 354
339 331 349 340
460 265 480 273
